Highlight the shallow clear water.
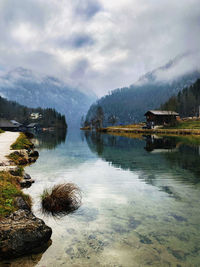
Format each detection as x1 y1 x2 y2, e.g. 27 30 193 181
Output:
3 130 200 266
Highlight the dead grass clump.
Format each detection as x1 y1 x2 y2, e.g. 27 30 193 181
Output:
41 183 81 217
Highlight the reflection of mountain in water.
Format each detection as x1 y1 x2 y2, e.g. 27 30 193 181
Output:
85 132 200 185
164 144 200 183
32 129 67 150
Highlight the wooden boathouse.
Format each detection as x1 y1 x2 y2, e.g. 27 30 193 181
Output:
144 110 179 126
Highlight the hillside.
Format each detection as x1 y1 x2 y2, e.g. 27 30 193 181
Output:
0 68 95 128
0 96 67 129
85 55 200 126
161 79 200 117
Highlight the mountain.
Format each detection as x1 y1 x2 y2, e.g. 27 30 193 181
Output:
160 79 200 117
85 54 200 126
0 67 95 128
0 95 67 129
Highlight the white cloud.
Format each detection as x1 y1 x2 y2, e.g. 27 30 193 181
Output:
0 0 199 96
11 23 38 45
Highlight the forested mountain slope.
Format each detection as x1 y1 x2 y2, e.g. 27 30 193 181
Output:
161 79 200 117
0 96 67 128
86 55 200 125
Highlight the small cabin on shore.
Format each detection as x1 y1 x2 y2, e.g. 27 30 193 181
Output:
144 110 179 126
0 118 21 131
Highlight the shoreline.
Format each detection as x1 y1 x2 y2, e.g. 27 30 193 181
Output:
96 127 200 136
0 131 52 260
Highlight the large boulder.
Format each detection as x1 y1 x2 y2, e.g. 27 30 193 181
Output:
0 209 52 259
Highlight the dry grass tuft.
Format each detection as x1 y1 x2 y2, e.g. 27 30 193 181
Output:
41 183 81 217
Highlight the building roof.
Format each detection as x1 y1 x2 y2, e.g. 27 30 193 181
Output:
144 110 179 116
0 118 17 128
10 120 22 126
27 123 40 127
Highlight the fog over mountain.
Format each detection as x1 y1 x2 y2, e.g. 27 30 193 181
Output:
0 0 199 96
0 0 199 126
0 67 95 127
136 52 200 86
86 54 200 125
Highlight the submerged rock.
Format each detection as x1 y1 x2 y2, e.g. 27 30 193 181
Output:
23 173 32 180
19 178 35 188
170 213 187 222
0 209 52 259
137 233 153 244
128 216 141 229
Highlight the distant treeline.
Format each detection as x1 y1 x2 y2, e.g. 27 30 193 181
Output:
0 96 67 128
161 79 200 117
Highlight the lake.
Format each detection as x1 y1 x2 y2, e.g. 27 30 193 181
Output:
4 130 200 266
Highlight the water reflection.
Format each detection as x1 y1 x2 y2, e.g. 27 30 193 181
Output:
31 128 67 150
144 135 177 152
1 240 52 267
4 130 200 266
85 131 200 185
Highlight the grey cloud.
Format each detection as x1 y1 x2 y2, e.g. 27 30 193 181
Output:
0 0 50 28
57 34 95 49
73 0 102 19
0 0 199 97
70 58 90 79
71 34 95 48
0 49 67 82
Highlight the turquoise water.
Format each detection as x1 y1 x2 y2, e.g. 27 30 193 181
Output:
4 130 200 266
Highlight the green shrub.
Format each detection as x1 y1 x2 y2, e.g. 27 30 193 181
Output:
11 133 34 150
0 172 31 217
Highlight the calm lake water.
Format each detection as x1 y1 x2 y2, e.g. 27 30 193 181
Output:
3 130 200 267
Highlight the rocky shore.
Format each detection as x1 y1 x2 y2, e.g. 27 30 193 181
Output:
0 132 52 260
0 209 52 259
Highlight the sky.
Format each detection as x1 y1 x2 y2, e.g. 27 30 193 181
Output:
0 0 200 96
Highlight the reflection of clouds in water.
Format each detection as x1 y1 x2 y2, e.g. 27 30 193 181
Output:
87 186 128 205
60 159 140 206
19 133 200 266
25 157 158 218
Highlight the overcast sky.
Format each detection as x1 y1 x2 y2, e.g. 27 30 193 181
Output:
0 0 200 96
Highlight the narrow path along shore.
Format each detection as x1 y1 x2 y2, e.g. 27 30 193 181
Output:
0 131 19 171
0 131 52 260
